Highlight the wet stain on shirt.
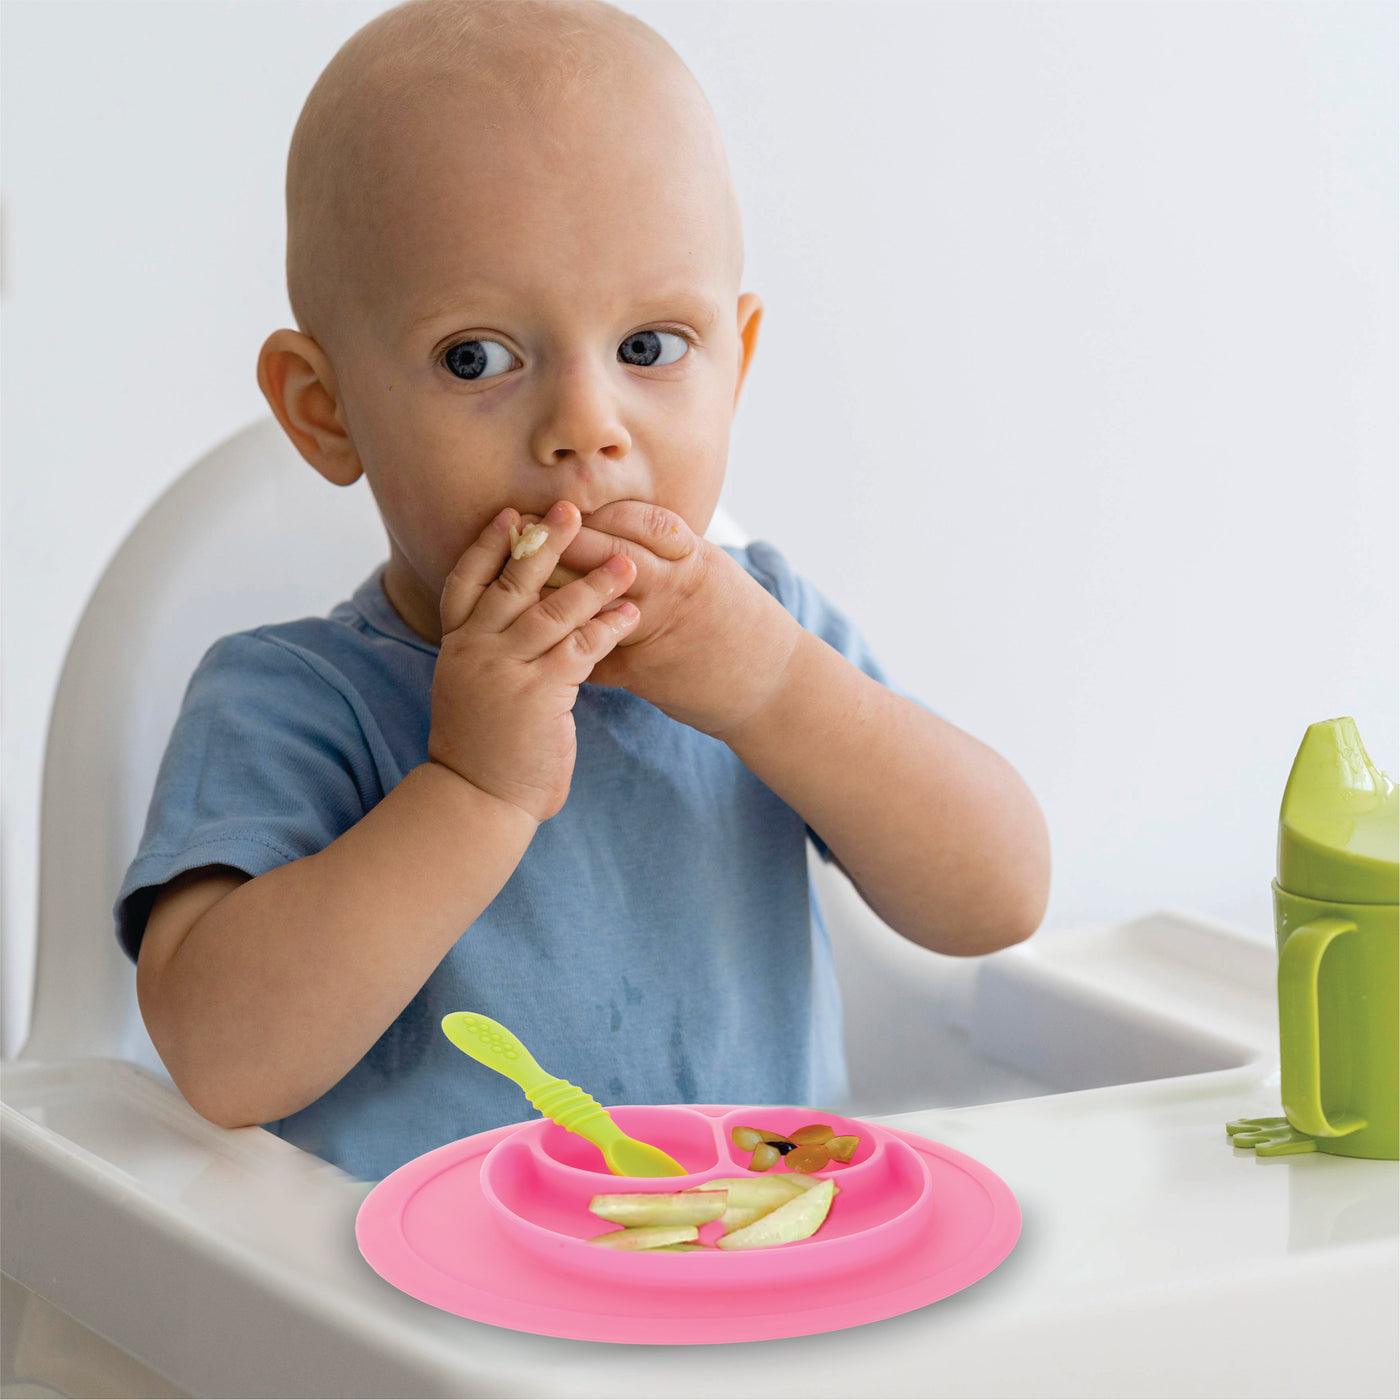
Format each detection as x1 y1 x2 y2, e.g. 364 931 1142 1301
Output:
669 1009 698 1102
366 992 433 1079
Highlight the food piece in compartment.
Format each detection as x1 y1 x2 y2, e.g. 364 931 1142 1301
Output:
736 1121 861 1170
588 1191 726 1227
784 1144 832 1173
686 1176 806 1232
587 1224 699 1250
747 1142 782 1172
716 1179 837 1251
826 1135 860 1163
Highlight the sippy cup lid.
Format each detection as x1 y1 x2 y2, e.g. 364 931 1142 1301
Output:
1277 717 1398 905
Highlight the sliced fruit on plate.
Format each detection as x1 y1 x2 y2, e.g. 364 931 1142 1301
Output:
716 1178 837 1251
826 1135 860 1163
681 1175 818 1231
788 1123 834 1145
588 1191 726 1226
747 1142 782 1172
587 1224 699 1250
785 1144 831 1173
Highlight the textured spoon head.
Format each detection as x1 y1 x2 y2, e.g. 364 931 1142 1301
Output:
604 1136 690 1178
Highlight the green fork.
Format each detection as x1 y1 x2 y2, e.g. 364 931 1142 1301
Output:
441 1011 689 1177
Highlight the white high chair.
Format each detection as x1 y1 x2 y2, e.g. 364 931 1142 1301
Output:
2 416 1284 1397
1 415 987 1396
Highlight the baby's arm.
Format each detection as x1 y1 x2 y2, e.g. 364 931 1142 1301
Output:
717 629 1051 957
138 502 638 1128
138 764 535 1127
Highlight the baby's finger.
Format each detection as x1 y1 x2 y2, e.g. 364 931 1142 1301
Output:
575 500 695 562
440 507 518 637
472 500 582 632
510 553 638 661
545 590 641 686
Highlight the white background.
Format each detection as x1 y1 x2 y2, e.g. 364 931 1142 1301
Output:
2 0 1395 1058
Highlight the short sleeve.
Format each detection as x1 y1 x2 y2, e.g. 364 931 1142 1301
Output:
112 630 385 962
735 540 941 862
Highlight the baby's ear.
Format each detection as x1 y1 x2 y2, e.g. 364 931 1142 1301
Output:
256 329 363 487
733 293 763 407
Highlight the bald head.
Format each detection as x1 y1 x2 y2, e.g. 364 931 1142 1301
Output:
285 0 744 357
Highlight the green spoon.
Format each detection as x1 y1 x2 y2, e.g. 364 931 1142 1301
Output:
441 1011 689 1177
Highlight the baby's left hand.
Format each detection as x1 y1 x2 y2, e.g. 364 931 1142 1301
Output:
535 500 802 737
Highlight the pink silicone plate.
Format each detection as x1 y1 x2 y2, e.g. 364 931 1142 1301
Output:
355 1104 1021 1344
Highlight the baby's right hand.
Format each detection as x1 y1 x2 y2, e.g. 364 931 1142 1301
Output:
428 500 639 823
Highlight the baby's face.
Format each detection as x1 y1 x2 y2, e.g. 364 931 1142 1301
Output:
307 82 757 642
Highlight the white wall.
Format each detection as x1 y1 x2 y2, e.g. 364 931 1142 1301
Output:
2 0 1395 1058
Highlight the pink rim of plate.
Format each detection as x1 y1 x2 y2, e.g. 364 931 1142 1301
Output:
355 1104 1022 1345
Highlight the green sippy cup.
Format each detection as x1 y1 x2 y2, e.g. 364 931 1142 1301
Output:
1228 717 1398 1159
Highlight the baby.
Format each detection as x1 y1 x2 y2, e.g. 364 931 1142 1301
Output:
114 0 1050 1182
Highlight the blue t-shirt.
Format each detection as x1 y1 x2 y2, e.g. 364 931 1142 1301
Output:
114 541 927 1181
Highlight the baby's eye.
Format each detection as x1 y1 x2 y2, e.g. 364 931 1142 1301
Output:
618 330 689 369
442 339 516 381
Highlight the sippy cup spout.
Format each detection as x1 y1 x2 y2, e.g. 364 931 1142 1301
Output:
1277 717 1398 905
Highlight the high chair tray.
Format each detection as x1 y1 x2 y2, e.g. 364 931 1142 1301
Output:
354 1103 1020 1344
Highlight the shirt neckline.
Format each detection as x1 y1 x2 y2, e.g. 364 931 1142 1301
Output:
349 564 441 655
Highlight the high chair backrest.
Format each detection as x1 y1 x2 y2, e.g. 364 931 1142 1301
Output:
21 415 751 1074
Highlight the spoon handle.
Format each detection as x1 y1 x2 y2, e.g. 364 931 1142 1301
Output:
440 1011 553 1095
442 1011 624 1144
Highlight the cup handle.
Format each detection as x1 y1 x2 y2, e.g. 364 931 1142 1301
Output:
1279 917 1367 1138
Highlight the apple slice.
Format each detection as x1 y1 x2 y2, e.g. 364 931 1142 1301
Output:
685 1178 804 1210
783 1172 832 1191
587 1224 699 1250
588 1191 726 1227
651 1243 712 1251
716 1178 837 1250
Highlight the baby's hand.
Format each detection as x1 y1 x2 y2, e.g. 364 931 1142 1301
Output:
549 501 803 737
429 502 639 822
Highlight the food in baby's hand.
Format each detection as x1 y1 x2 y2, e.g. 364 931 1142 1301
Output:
508 522 550 559
544 564 585 589
588 1191 726 1227
507 522 585 587
587 1224 700 1249
716 1178 837 1251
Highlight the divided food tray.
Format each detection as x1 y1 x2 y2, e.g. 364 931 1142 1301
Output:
356 1104 1021 1344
